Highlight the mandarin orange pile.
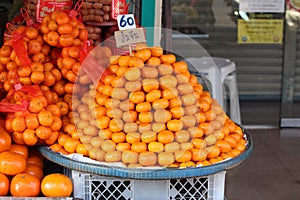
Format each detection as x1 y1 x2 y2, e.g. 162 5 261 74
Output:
0 9 247 170
0 9 112 152
61 45 247 168
0 126 73 197
0 10 89 197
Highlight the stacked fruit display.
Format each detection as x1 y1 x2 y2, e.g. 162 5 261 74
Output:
0 5 248 198
0 125 73 197
55 46 247 168
0 10 95 197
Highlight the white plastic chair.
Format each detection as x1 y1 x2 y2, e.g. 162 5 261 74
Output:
185 57 241 124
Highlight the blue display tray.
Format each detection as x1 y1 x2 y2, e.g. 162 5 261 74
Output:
38 127 253 180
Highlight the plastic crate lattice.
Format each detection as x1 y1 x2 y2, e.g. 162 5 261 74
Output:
169 177 208 200
71 169 226 200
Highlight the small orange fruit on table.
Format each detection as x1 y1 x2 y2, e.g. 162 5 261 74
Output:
41 173 73 197
10 173 41 197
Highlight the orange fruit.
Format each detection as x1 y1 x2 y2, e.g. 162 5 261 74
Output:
98 129 112 140
63 138 80 153
122 150 138 164
25 113 40 130
230 149 242 157
127 56 144 68
189 127 204 138
29 97 45 113
0 172 9 196
41 173 73 197
136 102 151 112
236 142 246 152
165 142 180 153
159 75 178 89
157 130 174 144
116 143 131 152
88 148 105 161
0 151 27 176
111 132 126 143
101 140 116 152
96 116 110 129
134 48 151 62
0 132 11 153
170 107 185 119
11 117 26 133
145 89 161 102
181 142 193 151
126 132 140 144
109 118 124 132
139 151 157 166
215 140 232 153
148 142 164 153
173 61 188 74
11 131 25 145
152 98 169 110
146 57 161 66
191 138 206 149
9 144 28 159
125 67 141 81
10 173 41 197
167 120 183 132
150 46 163 57
23 129 38 146
142 78 159 92
122 111 138 122
129 91 145 104
191 148 207 162
105 151 122 162
158 152 175 166
27 155 44 168
138 112 153 123
38 110 54 126
158 63 173 75
152 123 166 133
141 131 157 143
160 54 176 64
123 122 138 133
223 135 238 148
36 126 52 140
181 115 197 128
124 80 142 92
44 130 59 145
206 146 221 159
175 150 192 163
131 142 147 153
154 109 172 123
141 67 158 78
25 164 44 180
230 133 242 142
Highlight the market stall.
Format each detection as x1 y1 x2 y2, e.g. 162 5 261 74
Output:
0 0 253 199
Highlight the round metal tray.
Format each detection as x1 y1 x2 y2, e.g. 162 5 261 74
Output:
39 127 253 180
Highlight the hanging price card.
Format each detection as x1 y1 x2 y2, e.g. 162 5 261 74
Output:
117 14 136 30
115 28 146 47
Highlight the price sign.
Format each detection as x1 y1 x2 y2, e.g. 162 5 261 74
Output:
115 28 146 47
117 14 136 30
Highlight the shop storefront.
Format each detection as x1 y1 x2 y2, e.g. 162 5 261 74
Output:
153 0 300 127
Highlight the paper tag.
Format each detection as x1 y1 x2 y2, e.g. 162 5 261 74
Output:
115 28 146 47
117 14 136 30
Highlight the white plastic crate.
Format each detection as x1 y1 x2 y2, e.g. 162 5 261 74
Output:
68 169 226 200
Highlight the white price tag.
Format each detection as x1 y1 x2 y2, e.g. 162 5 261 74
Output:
117 14 136 30
115 28 146 47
